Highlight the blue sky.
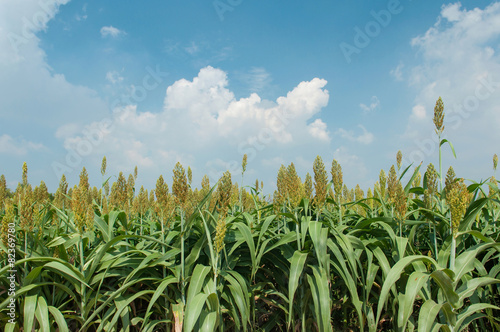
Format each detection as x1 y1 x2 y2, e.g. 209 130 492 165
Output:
1 0 499 195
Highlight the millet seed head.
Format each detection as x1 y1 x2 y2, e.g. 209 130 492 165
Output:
242 154 248 175
331 159 343 200
445 166 457 199
101 156 107 176
433 97 445 135
387 165 398 204
313 156 328 209
22 162 28 187
494 154 498 171
446 178 469 236
379 169 387 199
396 150 403 171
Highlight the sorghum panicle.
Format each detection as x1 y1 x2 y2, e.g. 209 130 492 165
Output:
313 156 328 209
433 97 445 136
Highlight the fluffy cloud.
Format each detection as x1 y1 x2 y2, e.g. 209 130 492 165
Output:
100 26 125 38
360 96 380 112
0 134 45 155
61 66 331 186
337 125 374 145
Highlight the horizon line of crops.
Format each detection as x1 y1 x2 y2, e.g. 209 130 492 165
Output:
1 97 500 331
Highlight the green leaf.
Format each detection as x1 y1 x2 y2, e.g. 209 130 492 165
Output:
376 255 437 324
440 138 457 159
287 250 308 328
430 270 460 308
399 271 430 331
418 300 444 332
186 265 211 306
185 293 209 332
48 306 69 332
35 296 50 332
24 294 38 332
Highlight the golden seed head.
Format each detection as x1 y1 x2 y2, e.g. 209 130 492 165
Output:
274 165 287 210
214 215 227 254
127 173 136 205
110 172 128 210
424 163 438 209
101 156 107 176
494 154 498 171
187 167 193 186
379 169 387 199
286 163 302 208
0 174 7 210
71 184 92 233
79 167 90 192
387 165 398 204
342 184 349 203
216 170 232 216
331 159 343 200
133 186 149 215
446 178 469 236
367 188 374 209
54 174 69 209
355 184 364 201
489 176 498 198
433 97 445 135
200 174 210 200
396 150 403 171
155 175 169 212
444 166 456 198
255 179 259 192
313 156 328 209
22 162 28 187
304 172 313 200
34 181 49 204
242 154 248 175
394 182 407 221
413 170 422 188
172 162 188 208
19 184 34 232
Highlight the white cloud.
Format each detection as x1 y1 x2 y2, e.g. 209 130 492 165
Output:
100 26 125 38
63 66 331 186
308 119 330 142
411 104 426 120
185 41 199 55
238 67 273 93
337 125 374 145
0 134 45 155
106 71 124 84
360 96 380 112
390 62 404 81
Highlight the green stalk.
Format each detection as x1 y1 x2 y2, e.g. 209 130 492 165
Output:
24 233 28 280
439 133 443 192
161 215 168 319
79 237 86 325
433 223 439 260
450 230 456 272
181 210 185 305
